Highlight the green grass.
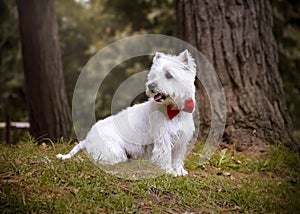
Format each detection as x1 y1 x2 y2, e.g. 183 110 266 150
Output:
1 137 299 213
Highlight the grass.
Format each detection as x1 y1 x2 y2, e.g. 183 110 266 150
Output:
0 136 299 213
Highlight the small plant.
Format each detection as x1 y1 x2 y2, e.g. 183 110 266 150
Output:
218 148 228 166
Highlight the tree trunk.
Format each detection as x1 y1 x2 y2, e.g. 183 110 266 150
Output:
177 0 297 152
16 0 72 140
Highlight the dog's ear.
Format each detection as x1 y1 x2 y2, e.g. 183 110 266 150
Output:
153 52 163 62
178 49 196 69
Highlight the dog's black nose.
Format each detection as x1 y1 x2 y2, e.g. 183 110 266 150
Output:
148 82 156 92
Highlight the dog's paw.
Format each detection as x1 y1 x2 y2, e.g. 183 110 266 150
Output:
174 166 188 176
56 153 71 160
164 167 176 175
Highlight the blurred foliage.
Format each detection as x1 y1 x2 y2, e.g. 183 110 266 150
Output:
272 0 300 130
0 0 299 137
54 0 175 119
0 0 175 124
0 0 26 121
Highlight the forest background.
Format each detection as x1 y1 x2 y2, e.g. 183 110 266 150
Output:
0 0 299 140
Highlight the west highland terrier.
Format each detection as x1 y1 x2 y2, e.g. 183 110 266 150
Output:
56 50 196 176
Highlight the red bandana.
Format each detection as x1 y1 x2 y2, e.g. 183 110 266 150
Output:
167 98 194 120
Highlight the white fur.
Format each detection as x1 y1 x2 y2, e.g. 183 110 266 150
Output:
56 50 196 176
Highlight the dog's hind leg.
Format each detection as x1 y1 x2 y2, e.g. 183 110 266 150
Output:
56 141 86 160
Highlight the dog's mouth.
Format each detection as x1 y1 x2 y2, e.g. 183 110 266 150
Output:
153 93 168 102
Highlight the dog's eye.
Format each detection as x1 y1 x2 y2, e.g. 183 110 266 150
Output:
165 71 173 79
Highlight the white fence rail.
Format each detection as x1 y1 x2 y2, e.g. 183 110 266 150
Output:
0 122 30 128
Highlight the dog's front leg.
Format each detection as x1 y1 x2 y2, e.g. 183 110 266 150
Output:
151 140 174 175
171 135 188 176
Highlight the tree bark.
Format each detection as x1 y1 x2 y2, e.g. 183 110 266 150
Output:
16 0 72 140
177 0 297 152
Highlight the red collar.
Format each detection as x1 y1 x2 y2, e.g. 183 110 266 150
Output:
167 98 194 120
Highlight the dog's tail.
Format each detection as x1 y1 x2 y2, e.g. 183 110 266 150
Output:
56 141 85 160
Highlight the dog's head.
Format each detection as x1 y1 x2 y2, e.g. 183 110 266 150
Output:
146 50 196 110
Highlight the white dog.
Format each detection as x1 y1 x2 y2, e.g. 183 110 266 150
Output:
56 50 196 176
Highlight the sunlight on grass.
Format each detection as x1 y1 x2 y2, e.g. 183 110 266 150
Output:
0 137 299 213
